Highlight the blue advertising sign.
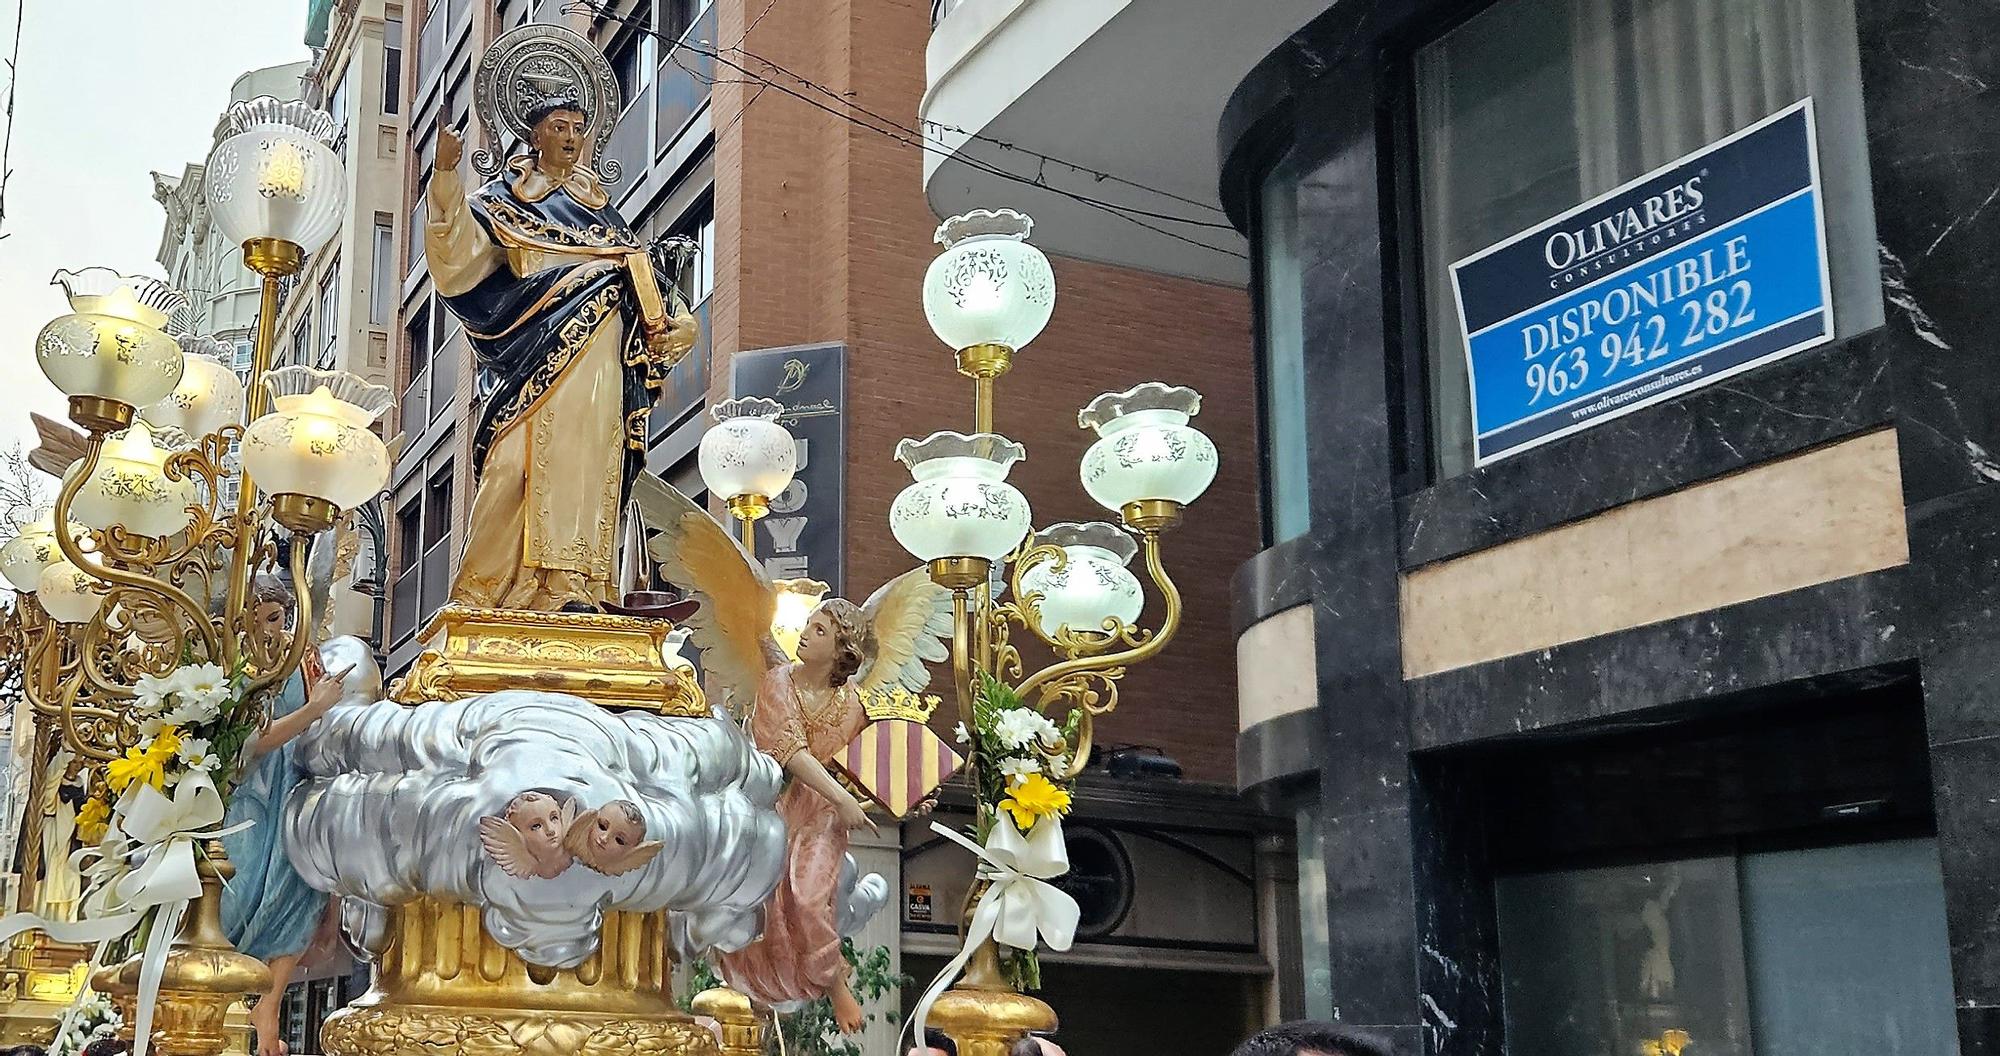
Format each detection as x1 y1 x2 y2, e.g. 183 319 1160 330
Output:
1450 99 1832 466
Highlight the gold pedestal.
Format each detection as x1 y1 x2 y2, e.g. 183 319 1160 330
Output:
391 605 706 715
97 849 270 1056
320 899 717 1056
925 936 1058 1056
689 987 761 1056
0 950 87 1046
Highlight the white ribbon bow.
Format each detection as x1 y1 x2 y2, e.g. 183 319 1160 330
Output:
910 815 1080 1046
0 772 244 1056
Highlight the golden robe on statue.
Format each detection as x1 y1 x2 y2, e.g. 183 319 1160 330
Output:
425 156 695 611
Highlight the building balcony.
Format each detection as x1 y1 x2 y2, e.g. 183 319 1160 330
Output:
920 0 1326 284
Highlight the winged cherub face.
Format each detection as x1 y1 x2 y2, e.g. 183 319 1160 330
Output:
565 800 664 876
477 791 578 880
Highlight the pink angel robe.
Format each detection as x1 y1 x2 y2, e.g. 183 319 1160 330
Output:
719 662 867 1006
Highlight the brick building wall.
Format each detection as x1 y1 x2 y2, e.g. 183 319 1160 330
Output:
715 0 1257 782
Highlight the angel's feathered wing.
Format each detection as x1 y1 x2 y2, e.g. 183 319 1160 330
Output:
28 413 87 479
858 568 954 695
478 816 534 879
631 473 783 713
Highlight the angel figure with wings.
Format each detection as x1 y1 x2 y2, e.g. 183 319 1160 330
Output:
638 475 950 1034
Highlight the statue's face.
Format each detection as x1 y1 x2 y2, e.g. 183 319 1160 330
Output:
585 802 645 859
795 608 837 665
529 109 588 173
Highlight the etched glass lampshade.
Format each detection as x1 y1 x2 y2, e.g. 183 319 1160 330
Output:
38 559 103 624
204 97 347 252
699 397 797 503
144 335 247 438
921 209 1056 353
1078 383 1219 511
890 432 1032 562
0 510 89 594
68 420 198 538
771 578 830 660
1017 521 1144 638
35 269 188 410
241 366 393 514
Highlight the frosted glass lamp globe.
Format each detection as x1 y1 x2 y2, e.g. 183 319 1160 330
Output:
699 397 797 504
144 335 247 438
1078 383 1218 514
35 269 188 413
241 367 393 524
1018 522 1145 639
890 432 1031 563
68 420 198 539
922 209 1056 354
204 97 346 253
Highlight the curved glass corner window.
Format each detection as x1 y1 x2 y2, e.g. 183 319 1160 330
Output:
1257 150 1311 543
1414 0 1883 479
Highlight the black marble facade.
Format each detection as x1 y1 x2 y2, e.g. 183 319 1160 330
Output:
1220 0 2000 1052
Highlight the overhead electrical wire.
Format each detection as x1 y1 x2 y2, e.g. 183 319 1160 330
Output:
563 1 1246 260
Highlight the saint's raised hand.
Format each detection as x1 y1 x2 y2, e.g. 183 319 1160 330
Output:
436 126 464 174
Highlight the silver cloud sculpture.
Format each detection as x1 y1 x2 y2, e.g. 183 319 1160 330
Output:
284 684 798 968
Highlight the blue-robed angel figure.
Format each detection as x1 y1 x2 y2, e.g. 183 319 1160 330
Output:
218 571 376 1056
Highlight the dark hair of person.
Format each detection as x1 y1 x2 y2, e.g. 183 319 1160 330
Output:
525 94 590 129
1231 1022 1394 1056
83 1038 133 1056
922 1029 958 1056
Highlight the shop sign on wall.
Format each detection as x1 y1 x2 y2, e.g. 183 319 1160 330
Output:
1450 98 1832 466
731 343 846 594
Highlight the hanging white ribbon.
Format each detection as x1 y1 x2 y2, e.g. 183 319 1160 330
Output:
0 772 245 1056
909 815 1080 1047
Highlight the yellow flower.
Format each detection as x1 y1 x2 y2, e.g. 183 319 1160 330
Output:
105 746 166 794
999 773 1071 831
145 726 182 761
75 798 111 845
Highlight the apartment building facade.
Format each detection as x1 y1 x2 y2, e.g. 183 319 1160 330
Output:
930 0 2000 1052
383 0 1276 1048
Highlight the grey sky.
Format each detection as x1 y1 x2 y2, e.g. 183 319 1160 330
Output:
0 1 308 459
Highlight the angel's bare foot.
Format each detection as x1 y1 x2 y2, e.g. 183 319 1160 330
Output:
249 998 289 1056
831 978 864 1034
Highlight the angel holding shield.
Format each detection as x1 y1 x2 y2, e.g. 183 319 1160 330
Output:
637 476 951 1034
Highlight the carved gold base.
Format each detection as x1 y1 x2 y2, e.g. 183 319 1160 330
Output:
96 847 270 1056
391 605 706 715
689 987 762 1056
927 986 1059 1056
321 899 718 1056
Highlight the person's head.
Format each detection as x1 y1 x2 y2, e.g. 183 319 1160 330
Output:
796 597 871 687
1232 1022 1393 1056
82 1038 129 1056
525 95 590 176
911 1030 956 1056
246 573 297 653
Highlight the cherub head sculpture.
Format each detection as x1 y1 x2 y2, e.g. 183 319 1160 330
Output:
565 798 664 876
478 789 578 879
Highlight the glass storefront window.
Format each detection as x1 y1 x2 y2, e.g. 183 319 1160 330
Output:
1257 151 1311 543
1414 0 1881 478
1293 794 1333 1021
1496 838 1958 1056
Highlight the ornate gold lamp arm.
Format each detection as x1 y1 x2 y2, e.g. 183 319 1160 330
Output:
50 437 221 668
1010 529 1181 706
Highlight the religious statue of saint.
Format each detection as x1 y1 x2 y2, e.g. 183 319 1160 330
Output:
425 24 700 611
